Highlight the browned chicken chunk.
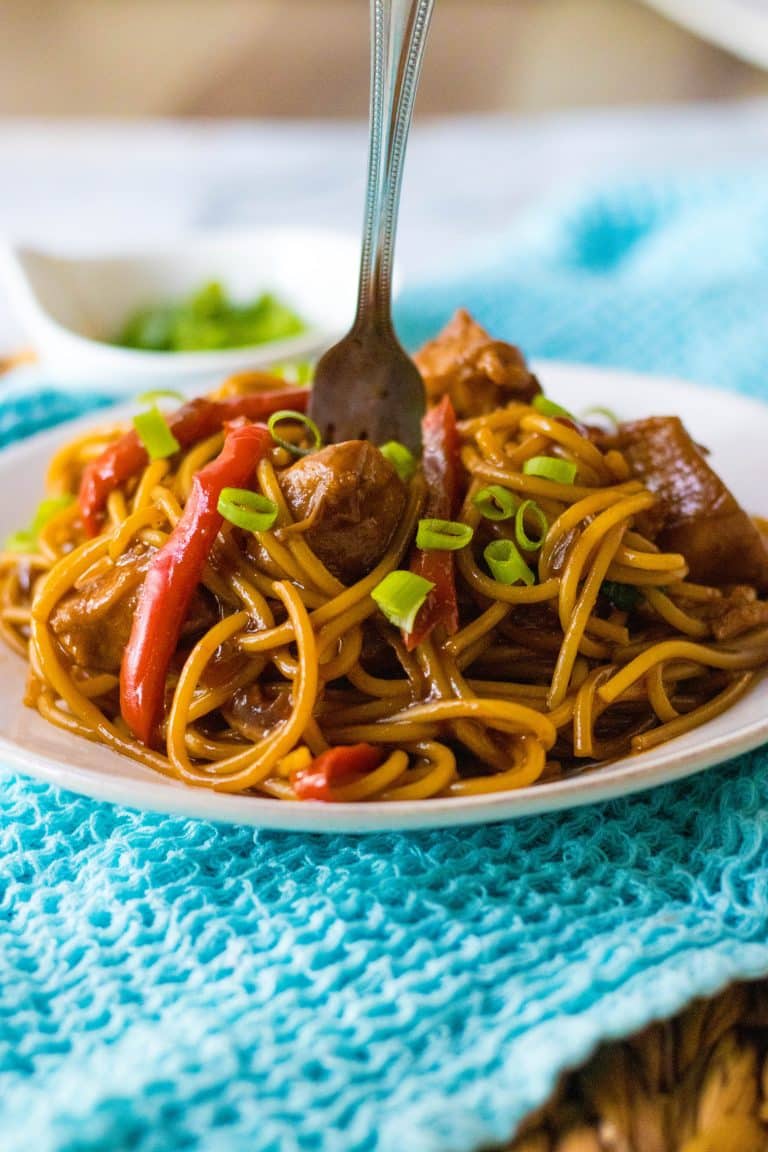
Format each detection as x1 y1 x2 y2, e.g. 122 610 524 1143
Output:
617 416 768 591
712 600 768 641
51 547 217 670
51 550 148 670
279 441 407 584
414 308 540 418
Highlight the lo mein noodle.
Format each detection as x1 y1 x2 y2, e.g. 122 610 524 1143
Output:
2 311 767 803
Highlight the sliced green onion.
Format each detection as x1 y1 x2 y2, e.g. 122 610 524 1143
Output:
4 529 36 553
293 362 313 386
514 500 548 552
371 570 434 632
133 405 181 460
473 484 517 521
601 580 641 612
32 495 75 529
135 388 186 407
267 409 323 457
4 494 75 553
522 455 578 485
380 440 416 483
483 539 535 586
217 487 278 533
532 394 574 421
271 361 314 386
117 283 306 352
416 518 473 552
581 405 619 426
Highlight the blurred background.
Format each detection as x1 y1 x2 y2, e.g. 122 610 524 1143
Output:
1 0 768 119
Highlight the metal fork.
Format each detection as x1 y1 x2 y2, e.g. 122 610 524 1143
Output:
308 0 435 456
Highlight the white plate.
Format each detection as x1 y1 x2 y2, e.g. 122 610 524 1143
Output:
0 229 360 387
0 363 766 832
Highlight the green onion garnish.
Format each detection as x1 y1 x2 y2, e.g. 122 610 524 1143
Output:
371 570 434 632
135 388 186 407
4 530 35 553
217 488 279 533
380 441 416 483
267 409 323 458
601 581 641 612
532 395 574 421
35 495 74 525
133 405 181 460
522 456 578 485
514 500 548 552
473 484 517 522
416 518 473 552
117 282 306 353
4 494 75 553
271 361 314 386
581 405 619 430
483 539 535 586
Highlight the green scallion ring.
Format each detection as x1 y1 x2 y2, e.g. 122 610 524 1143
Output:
3 493 75 554
371 570 435 633
531 394 574 421
580 405 619 429
514 500 548 552
522 455 578 485
380 440 416 483
416 518 473 552
267 409 323 457
472 484 517 521
31 494 75 530
133 405 181 461
4 529 36 554
217 488 279 533
270 361 314 386
135 388 187 407
483 538 535 586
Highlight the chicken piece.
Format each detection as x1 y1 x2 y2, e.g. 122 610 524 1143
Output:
279 441 406 584
687 585 767 640
712 600 768 641
413 308 540 418
617 416 768 591
51 549 150 670
51 547 218 670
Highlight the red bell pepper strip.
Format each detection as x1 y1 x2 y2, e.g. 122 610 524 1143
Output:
120 422 272 747
405 395 462 650
292 744 384 802
79 387 309 536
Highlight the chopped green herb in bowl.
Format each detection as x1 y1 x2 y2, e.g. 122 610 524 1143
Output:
117 282 307 353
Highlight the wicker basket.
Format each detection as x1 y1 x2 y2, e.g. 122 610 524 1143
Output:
506 981 768 1151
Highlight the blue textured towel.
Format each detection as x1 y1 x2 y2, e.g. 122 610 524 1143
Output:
4 174 768 1152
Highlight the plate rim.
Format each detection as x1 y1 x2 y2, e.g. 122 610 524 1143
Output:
1 361 766 833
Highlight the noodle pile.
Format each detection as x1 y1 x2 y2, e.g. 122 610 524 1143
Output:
2 364 768 803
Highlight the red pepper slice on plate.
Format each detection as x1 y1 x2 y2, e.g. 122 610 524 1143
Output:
79 387 309 536
405 395 462 650
292 744 384 802
120 421 272 747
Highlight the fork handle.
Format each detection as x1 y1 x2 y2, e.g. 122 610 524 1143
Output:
355 0 436 331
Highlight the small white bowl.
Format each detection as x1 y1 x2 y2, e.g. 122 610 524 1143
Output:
0 229 361 388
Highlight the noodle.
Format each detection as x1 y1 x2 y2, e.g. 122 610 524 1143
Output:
2 340 767 806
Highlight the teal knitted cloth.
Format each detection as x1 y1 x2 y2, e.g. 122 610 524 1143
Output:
4 174 768 1152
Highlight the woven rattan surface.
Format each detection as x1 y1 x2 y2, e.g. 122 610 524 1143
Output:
506 980 768 1152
